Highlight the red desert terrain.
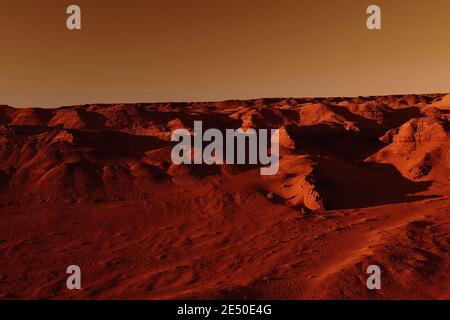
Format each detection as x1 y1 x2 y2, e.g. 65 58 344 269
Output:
0 94 449 299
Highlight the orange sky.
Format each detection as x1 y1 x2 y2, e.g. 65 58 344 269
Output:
1 0 450 107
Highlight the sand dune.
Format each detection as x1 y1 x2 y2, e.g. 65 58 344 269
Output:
0 94 449 299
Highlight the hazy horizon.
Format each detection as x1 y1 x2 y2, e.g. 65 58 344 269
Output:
2 90 449 109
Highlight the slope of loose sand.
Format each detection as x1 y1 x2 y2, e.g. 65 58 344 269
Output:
0 94 449 299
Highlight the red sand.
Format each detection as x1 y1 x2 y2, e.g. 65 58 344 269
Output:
0 94 449 299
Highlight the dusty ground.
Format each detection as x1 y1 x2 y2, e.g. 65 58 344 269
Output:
0 94 449 299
